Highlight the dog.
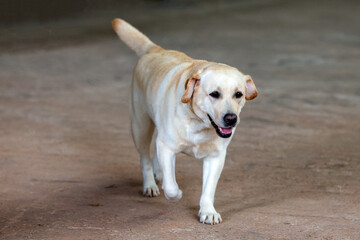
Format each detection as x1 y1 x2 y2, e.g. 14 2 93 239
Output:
112 18 257 224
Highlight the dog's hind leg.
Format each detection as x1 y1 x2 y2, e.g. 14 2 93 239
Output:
152 147 163 183
130 96 160 197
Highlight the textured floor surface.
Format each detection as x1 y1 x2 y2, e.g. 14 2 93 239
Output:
0 0 359 239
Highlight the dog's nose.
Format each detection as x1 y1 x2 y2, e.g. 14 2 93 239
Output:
223 113 237 127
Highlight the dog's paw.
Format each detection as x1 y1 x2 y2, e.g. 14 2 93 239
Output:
143 184 160 197
164 188 182 202
199 211 222 225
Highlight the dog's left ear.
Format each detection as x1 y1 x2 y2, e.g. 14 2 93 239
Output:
181 74 200 103
245 75 258 100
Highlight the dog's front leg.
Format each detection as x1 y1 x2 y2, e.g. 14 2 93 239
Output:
199 150 226 224
156 140 182 202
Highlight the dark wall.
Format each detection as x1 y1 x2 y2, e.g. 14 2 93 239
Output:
1 0 86 24
0 0 231 24
0 0 163 24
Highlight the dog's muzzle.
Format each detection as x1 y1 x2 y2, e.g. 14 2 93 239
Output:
207 114 233 138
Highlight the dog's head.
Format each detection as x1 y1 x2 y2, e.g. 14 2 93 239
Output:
181 65 257 138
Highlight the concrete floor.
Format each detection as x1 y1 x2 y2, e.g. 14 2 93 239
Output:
0 0 359 239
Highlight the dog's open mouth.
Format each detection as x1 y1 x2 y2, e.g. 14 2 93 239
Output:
207 115 233 138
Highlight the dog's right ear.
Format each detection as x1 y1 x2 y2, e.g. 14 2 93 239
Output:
181 74 200 103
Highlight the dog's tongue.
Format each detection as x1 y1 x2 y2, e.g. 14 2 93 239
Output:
219 127 232 134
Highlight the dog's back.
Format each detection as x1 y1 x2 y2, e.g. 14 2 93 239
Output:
112 18 195 101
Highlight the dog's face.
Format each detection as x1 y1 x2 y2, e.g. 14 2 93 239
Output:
182 66 257 138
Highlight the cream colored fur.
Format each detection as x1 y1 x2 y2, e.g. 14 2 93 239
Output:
112 18 257 224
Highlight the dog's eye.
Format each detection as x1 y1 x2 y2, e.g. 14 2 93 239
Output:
235 91 243 98
209 91 220 99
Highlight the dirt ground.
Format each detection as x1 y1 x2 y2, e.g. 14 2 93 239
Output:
0 0 359 239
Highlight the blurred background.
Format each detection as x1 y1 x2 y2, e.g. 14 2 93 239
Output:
0 0 359 239
2 0 270 52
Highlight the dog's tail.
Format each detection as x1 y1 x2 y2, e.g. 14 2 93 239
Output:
112 18 159 57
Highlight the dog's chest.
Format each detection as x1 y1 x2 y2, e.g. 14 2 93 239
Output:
182 140 221 159
176 122 224 159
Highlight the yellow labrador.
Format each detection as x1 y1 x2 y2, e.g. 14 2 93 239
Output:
112 18 257 224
